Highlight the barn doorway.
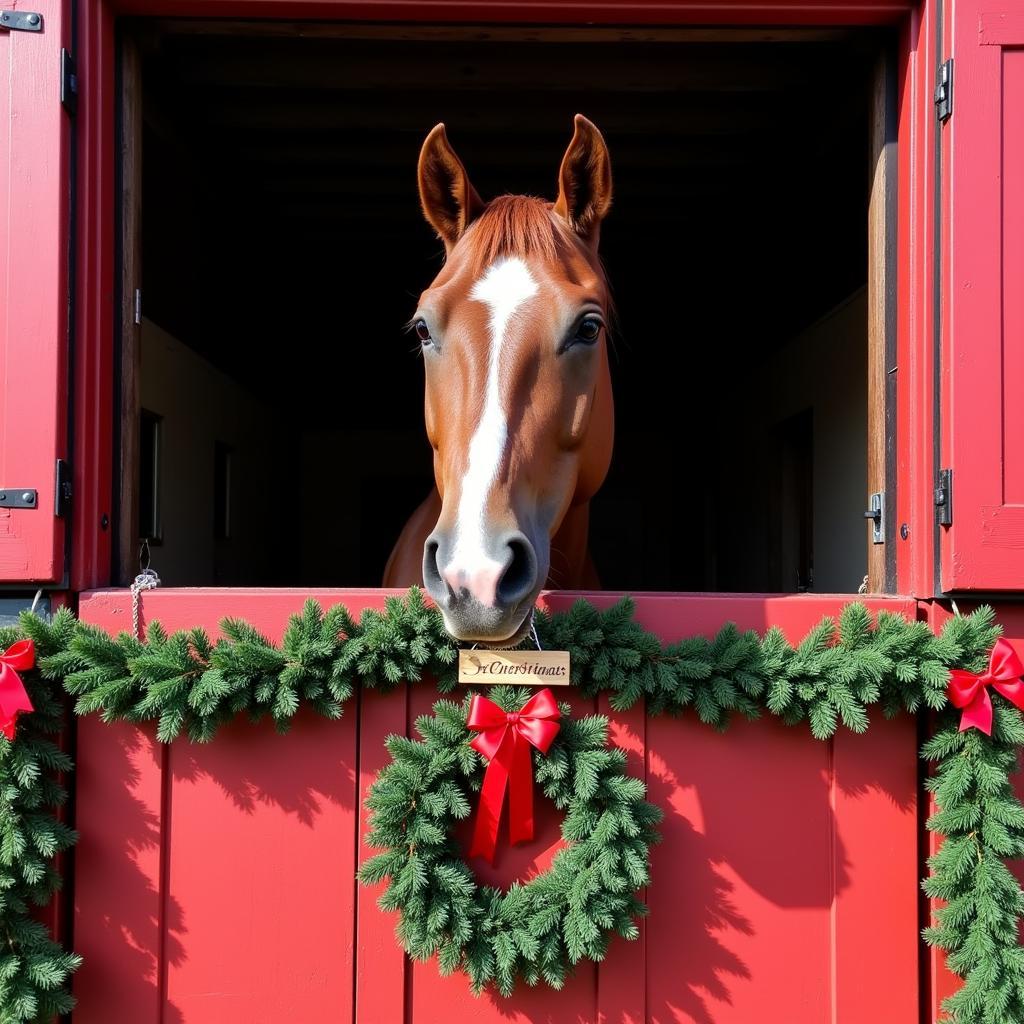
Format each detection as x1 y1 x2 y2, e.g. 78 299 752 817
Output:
117 21 895 593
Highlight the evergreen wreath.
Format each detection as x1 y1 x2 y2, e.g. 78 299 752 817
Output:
357 686 662 995
0 589 1017 1020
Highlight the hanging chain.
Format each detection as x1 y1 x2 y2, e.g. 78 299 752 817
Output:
528 612 543 651
130 538 160 639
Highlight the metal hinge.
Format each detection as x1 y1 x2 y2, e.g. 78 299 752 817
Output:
935 468 953 526
935 59 953 123
54 459 72 517
61 48 77 115
0 10 43 32
0 489 37 509
864 491 885 544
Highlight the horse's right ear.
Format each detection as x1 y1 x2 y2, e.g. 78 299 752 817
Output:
417 124 484 252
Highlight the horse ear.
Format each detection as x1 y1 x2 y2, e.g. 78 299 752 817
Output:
417 123 485 251
553 114 612 244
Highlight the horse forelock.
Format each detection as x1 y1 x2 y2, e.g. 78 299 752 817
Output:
459 195 577 277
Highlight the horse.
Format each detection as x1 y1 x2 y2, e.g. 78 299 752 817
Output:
383 115 614 645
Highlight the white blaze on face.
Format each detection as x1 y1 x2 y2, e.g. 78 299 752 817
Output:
446 258 538 604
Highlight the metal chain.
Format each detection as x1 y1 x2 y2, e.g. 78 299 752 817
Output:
528 613 543 651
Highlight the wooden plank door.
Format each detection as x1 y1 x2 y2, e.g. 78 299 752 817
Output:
73 589 921 1023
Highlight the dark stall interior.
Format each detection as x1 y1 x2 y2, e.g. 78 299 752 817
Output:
131 22 884 592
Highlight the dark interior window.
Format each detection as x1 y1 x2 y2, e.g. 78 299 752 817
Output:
134 24 884 591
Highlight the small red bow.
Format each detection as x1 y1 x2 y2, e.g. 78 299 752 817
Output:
948 638 1024 735
0 639 35 741
467 688 561 864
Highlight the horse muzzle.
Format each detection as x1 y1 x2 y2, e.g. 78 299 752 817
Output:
422 529 543 643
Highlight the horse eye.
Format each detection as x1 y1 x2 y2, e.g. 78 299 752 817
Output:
414 319 432 345
574 317 603 345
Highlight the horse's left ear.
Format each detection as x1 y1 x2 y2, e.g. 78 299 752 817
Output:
553 114 612 245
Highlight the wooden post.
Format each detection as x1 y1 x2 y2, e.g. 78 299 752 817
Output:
117 34 143 585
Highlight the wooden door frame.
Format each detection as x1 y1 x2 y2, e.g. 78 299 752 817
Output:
115 32 143 587
99 6 910 591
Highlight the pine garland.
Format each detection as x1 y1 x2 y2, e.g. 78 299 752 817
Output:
358 687 661 994
0 590 1012 1015
0 615 80 1023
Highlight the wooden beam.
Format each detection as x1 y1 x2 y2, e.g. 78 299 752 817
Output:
118 34 144 586
145 19 856 44
165 44 825 94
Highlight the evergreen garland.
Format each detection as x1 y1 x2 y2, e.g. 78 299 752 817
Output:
0 614 80 1023
358 686 661 994
0 590 1011 1015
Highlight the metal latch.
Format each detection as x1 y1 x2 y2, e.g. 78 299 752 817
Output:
935 59 953 123
0 489 38 509
0 10 43 32
61 48 77 115
55 459 72 517
935 468 953 526
864 491 885 544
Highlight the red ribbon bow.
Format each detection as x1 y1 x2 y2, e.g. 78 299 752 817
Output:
948 638 1024 735
0 639 35 741
467 688 561 864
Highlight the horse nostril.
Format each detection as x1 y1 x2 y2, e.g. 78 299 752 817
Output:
423 537 446 595
496 536 537 607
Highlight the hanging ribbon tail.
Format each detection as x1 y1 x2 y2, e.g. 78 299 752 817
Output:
508 732 536 846
466 689 561 863
468 738 512 864
0 639 35 741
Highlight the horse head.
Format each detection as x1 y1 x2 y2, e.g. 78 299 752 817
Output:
412 115 614 644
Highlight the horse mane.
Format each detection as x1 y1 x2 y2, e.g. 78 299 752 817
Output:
463 195 575 273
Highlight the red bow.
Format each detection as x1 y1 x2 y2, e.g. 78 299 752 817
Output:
0 639 35 741
948 638 1024 735
466 688 561 864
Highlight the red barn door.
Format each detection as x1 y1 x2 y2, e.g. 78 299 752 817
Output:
938 0 1024 592
0 0 72 582
73 590 920 1023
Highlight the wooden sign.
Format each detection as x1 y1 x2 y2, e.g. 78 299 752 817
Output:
458 649 571 686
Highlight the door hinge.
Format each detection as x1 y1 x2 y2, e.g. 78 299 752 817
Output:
0 489 38 509
54 459 72 517
935 59 953 123
0 10 43 32
60 48 77 115
864 491 886 544
935 468 953 526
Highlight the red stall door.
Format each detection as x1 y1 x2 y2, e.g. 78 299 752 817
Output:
73 590 920 1023
0 0 72 582
939 0 1024 592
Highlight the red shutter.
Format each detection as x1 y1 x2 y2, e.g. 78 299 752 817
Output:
0 0 71 582
940 0 1024 591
